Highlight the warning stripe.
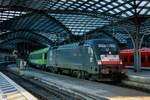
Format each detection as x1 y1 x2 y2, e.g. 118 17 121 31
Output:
101 61 120 65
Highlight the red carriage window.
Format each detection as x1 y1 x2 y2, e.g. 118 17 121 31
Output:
123 56 128 62
148 56 150 63
141 56 145 63
130 56 134 62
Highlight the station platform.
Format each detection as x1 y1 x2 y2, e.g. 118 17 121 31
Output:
123 68 150 91
7 66 150 100
0 72 37 100
127 69 150 84
127 69 150 81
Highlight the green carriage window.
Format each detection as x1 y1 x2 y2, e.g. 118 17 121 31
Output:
30 54 42 59
44 53 47 59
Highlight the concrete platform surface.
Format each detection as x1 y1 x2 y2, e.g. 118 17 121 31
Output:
127 69 150 84
7 66 150 100
0 72 37 100
127 69 150 77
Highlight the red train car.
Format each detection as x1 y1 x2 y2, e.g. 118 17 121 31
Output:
120 48 150 68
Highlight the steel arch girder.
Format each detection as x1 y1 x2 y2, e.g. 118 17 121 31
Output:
0 10 73 36
0 29 54 45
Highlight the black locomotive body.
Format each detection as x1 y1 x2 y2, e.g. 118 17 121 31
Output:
46 39 126 79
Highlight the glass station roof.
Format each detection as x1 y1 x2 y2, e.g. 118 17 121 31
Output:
50 13 110 35
0 0 149 48
0 11 27 23
45 0 150 17
0 0 149 22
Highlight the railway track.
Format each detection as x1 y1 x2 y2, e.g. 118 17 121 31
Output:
3 70 99 100
1 70 73 100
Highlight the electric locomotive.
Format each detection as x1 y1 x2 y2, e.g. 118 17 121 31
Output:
28 39 126 80
47 39 126 79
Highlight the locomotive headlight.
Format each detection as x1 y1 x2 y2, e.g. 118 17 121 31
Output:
109 51 111 54
120 61 123 64
97 61 102 65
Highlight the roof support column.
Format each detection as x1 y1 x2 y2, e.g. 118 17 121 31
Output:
16 42 29 60
132 0 142 72
133 18 142 72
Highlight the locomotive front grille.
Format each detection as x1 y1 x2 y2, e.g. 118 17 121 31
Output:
100 65 121 75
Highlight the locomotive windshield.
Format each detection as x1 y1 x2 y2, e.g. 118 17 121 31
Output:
96 43 118 54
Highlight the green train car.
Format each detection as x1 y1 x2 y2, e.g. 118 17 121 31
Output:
28 48 49 68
